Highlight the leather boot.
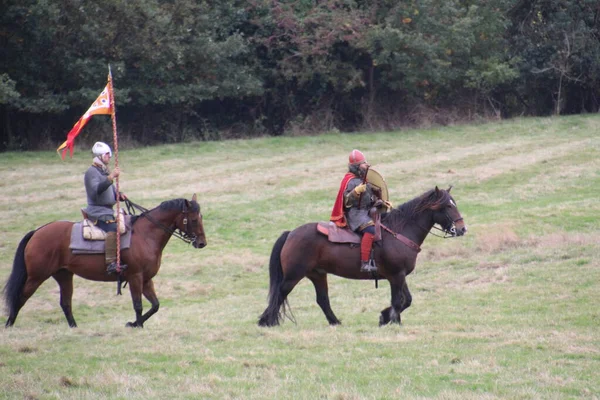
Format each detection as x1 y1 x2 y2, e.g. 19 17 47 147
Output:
105 231 127 274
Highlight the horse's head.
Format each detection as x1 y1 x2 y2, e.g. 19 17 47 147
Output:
430 186 467 237
177 193 207 248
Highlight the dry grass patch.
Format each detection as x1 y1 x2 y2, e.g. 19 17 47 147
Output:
468 139 591 183
527 231 599 248
474 224 521 253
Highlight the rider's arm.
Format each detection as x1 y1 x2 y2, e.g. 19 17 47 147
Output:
344 180 361 208
85 167 113 198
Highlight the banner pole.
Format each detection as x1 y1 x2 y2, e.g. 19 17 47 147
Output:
108 65 122 273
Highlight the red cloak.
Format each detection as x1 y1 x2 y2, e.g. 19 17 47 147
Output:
330 172 356 227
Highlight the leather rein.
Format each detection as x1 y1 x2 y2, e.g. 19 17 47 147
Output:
380 223 421 253
379 213 463 253
124 199 198 244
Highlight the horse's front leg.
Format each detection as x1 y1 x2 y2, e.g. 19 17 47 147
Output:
126 273 144 328
139 279 160 325
379 273 409 326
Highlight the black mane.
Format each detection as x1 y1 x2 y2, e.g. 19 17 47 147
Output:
381 188 452 230
159 198 199 213
131 198 199 225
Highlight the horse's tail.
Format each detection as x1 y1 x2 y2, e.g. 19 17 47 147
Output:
258 230 291 327
3 230 35 320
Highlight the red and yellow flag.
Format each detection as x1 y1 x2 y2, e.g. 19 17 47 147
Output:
57 84 113 159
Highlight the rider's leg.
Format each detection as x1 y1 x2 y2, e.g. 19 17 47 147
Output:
97 221 127 274
359 225 376 272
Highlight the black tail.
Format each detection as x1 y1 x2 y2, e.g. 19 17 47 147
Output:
4 230 35 325
258 231 290 327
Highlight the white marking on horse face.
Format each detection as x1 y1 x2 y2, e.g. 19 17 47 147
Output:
450 199 456 207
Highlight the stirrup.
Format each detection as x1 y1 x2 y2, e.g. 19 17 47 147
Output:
360 259 377 273
106 262 128 275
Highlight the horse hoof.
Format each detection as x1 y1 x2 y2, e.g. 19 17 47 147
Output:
379 314 390 326
258 317 279 327
125 322 136 328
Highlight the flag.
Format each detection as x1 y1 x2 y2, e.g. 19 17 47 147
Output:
57 84 113 159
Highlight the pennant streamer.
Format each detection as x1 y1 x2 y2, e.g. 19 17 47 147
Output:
57 84 113 159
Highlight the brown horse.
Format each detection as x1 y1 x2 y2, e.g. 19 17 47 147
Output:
258 187 467 327
4 194 206 328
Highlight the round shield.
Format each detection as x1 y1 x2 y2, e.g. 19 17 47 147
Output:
366 168 388 202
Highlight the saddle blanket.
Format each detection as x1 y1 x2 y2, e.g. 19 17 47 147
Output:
316 221 381 244
70 222 133 255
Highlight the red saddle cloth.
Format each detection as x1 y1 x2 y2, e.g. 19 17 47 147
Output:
317 221 382 244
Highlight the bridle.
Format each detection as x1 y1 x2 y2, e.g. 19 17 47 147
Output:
429 212 463 238
414 207 463 239
124 199 200 244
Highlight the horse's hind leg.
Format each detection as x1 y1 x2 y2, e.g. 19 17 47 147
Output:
53 270 77 328
307 271 341 325
5 277 45 327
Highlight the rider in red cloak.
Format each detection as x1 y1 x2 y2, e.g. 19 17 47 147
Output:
330 150 390 272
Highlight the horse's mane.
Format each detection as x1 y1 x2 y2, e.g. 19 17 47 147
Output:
130 198 199 225
159 198 199 213
381 188 452 230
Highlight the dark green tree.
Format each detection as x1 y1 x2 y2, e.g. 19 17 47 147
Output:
507 0 600 115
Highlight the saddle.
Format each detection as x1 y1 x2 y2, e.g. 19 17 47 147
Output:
69 210 132 254
80 209 128 240
317 211 382 244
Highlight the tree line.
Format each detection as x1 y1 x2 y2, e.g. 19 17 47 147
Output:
1 0 599 151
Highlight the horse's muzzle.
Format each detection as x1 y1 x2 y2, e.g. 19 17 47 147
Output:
193 240 207 249
452 222 468 237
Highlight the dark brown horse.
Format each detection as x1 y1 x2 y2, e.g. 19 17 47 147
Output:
258 187 467 327
4 194 206 328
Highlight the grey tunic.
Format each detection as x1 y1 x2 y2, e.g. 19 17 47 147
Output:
84 164 117 222
343 177 378 231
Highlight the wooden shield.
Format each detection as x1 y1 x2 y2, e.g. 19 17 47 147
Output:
366 168 389 202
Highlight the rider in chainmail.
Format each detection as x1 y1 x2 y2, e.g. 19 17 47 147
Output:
84 141 127 274
331 149 391 272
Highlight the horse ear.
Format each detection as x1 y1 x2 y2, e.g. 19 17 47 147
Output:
435 186 440 194
447 185 453 193
192 193 197 202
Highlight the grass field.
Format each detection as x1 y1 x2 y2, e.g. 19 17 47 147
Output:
1 115 599 399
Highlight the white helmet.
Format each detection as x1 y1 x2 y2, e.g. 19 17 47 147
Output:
92 141 112 157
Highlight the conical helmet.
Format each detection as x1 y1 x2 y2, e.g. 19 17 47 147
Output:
348 149 366 165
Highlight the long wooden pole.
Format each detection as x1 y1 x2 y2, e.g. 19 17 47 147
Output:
107 66 121 271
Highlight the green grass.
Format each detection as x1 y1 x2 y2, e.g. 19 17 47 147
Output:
1 115 599 399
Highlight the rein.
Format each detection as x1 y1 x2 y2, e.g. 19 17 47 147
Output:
380 210 463 251
124 199 197 245
380 224 421 253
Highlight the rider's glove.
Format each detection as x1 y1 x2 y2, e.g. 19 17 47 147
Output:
354 183 367 195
